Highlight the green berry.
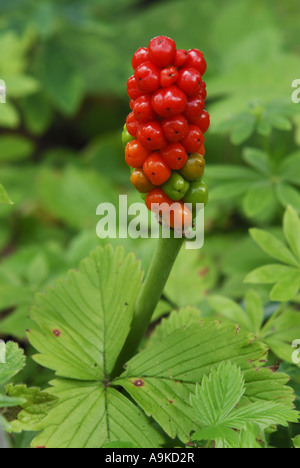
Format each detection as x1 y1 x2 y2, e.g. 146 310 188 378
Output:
122 124 135 146
179 153 205 181
162 172 190 201
183 180 208 206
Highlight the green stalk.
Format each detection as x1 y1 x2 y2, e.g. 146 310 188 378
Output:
112 230 184 377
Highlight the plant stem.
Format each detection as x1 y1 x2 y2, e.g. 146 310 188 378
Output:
112 230 184 377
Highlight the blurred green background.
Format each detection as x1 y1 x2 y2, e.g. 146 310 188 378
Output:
0 0 300 339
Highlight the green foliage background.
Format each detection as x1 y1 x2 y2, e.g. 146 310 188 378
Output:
0 0 300 448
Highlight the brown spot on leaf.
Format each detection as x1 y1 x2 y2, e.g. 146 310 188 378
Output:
198 267 209 277
53 329 61 337
133 379 144 387
168 400 174 404
235 325 241 335
268 363 280 373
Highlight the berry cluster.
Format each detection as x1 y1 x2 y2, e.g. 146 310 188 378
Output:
123 36 209 228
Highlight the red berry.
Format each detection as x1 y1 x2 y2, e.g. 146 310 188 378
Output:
148 36 176 67
132 47 149 70
135 61 160 93
194 110 210 133
162 115 188 142
127 76 143 100
129 99 135 111
173 49 188 68
137 121 167 151
199 81 207 100
126 112 139 137
181 125 205 153
145 188 173 213
125 140 150 168
177 68 202 97
133 95 156 123
143 153 171 186
183 94 205 122
152 85 187 118
161 143 188 170
185 49 207 76
160 66 178 88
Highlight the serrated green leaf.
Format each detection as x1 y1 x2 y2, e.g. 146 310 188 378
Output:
190 362 298 445
191 362 245 427
147 307 202 348
0 342 25 387
225 400 299 428
283 206 300 261
28 246 143 380
249 228 299 268
31 380 163 449
243 148 270 176
4 384 58 433
115 321 273 442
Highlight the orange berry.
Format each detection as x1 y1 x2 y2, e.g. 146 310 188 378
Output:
125 140 150 168
143 153 171 186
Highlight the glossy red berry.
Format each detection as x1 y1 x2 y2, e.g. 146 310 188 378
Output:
125 140 150 168
132 47 149 70
145 188 173 214
126 112 139 137
137 121 167 151
199 81 207 100
173 49 188 68
177 68 202 97
127 76 144 100
135 61 160 93
143 153 171 185
194 110 210 133
129 99 135 111
133 95 156 123
152 86 187 118
183 94 205 122
148 36 176 67
181 125 205 153
185 49 207 76
160 66 178 88
162 115 188 142
161 143 188 170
